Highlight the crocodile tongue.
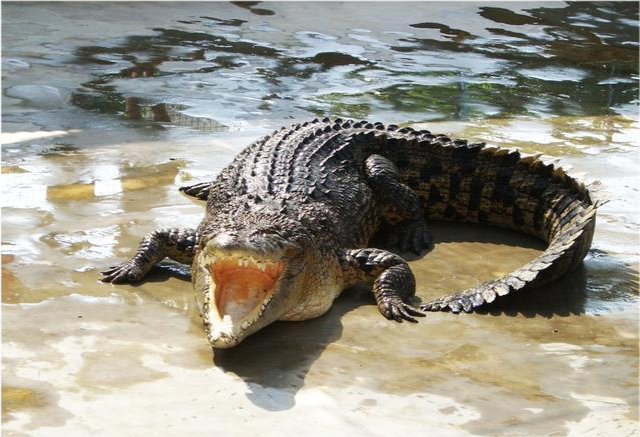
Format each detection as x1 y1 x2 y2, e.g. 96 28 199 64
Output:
209 257 283 328
213 268 274 323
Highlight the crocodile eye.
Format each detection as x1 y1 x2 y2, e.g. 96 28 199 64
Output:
283 241 303 257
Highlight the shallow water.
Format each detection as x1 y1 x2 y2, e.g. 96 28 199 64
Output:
1 2 639 436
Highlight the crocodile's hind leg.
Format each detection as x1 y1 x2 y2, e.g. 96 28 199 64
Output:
179 182 211 200
101 228 197 284
365 154 432 254
340 248 425 322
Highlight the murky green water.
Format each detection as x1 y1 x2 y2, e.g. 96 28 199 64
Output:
2 2 638 436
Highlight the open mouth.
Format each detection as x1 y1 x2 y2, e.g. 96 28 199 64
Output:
202 253 284 341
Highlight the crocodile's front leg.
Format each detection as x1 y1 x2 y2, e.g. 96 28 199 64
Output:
101 228 197 284
340 248 425 322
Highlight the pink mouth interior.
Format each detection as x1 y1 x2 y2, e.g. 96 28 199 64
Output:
211 259 283 322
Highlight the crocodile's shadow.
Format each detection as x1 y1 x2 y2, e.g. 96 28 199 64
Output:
211 286 371 412
141 221 636 411
134 265 372 411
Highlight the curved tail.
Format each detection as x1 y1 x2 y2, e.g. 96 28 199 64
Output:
421 194 598 312
357 124 602 312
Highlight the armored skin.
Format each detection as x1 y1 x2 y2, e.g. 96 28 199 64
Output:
102 118 598 348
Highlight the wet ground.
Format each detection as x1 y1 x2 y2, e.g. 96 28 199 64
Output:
1 2 638 436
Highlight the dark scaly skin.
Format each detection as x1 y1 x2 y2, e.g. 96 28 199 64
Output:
102 117 599 347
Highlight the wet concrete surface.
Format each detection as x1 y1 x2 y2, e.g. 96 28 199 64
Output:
2 2 639 437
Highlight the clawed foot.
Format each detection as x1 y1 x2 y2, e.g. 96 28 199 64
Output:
101 260 146 284
379 299 426 323
388 220 433 255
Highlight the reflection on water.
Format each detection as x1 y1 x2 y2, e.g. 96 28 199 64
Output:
63 1 638 128
415 115 639 156
1 2 639 436
72 92 229 132
231 1 276 17
2 157 183 207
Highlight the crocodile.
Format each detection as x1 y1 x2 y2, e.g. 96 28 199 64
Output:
102 117 599 348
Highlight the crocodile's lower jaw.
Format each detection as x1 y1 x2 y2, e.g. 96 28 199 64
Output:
202 253 284 348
